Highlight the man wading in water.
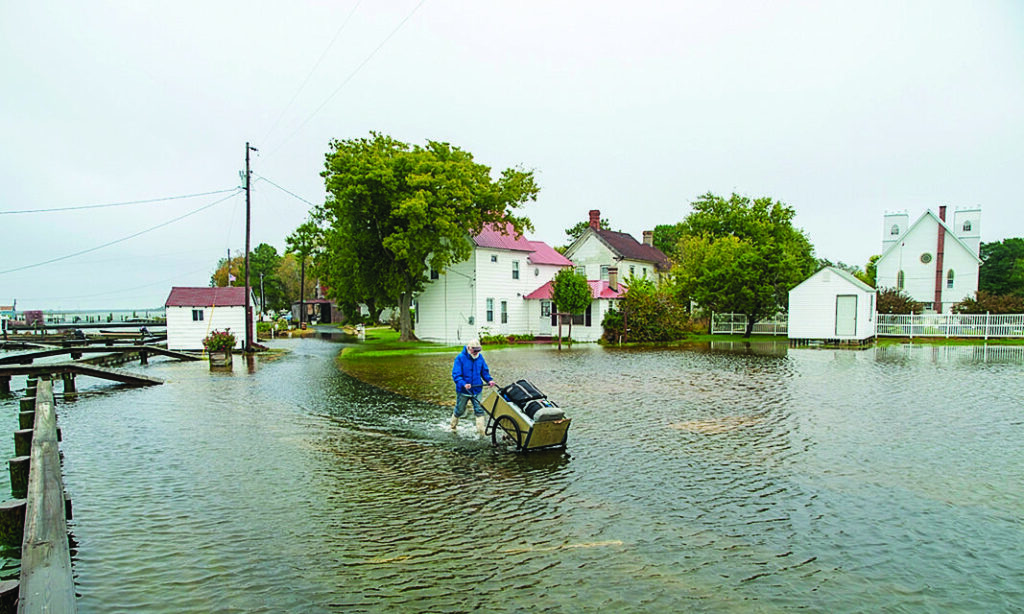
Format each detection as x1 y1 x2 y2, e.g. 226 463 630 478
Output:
450 338 496 435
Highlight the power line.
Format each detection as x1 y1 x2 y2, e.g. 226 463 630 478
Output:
260 0 364 146
255 175 319 208
0 189 243 276
0 188 239 215
267 0 428 156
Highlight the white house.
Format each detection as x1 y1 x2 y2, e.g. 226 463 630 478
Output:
524 266 626 342
165 286 256 350
413 224 574 344
788 267 876 343
563 210 671 285
875 206 981 313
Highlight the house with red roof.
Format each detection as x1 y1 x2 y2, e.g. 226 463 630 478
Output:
413 224 575 344
563 209 671 286
164 286 257 350
523 271 627 342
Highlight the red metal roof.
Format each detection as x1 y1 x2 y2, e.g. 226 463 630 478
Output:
473 223 535 252
165 286 248 307
524 279 626 300
526 241 574 267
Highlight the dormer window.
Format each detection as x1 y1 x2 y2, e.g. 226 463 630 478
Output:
890 225 900 236
962 221 972 232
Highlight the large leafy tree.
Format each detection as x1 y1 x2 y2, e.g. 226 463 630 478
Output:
550 268 591 343
979 238 1024 296
286 221 322 325
249 243 287 312
671 192 816 337
318 133 537 341
601 277 689 342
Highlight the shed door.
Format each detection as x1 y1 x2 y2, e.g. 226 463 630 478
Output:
835 295 857 336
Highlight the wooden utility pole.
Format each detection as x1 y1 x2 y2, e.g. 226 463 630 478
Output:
244 142 258 352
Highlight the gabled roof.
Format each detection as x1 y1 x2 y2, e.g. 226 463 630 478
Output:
165 286 248 307
526 241 574 267
472 223 572 266
524 279 626 300
473 223 534 252
566 227 671 271
792 267 874 293
878 210 982 265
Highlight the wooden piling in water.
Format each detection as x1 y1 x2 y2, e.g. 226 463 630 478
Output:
0 376 9 395
7 457 28 499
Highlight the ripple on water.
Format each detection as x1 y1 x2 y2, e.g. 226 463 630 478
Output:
5 339 1017 612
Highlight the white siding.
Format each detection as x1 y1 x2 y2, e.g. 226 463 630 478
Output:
414 248 570 344
565 235 616 281
788 268 874 341
876 212 979 312
166 305 250 350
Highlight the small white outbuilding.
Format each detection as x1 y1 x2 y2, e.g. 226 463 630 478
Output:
165 286 256 351
788 267 876 344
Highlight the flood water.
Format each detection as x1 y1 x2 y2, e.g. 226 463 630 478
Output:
2 339 1023 612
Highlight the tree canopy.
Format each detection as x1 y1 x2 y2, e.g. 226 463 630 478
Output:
317 133 538 340
670 192 816 337
550 268 591 344
979 238 1024 296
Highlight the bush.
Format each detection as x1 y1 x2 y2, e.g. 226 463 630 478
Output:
876 287 922 314
203 329 236 352
602 278 690 342
952 291 1024 314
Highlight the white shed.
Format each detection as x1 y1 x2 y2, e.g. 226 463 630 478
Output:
788 267 876 344
164 286 256 350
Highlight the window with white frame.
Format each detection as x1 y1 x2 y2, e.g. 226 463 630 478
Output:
576 265 586 276
512 260 519 279
486 298 494 322
947 269 955 289
491 255 498 263
897 270 905 289
501 300 508 324
600 265 609 280
962 221 972 232
192 309 204 321
541 300 551 317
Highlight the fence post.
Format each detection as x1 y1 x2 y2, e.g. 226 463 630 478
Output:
985 311 990 341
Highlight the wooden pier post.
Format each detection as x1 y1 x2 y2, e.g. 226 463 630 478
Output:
61 372 76 393
0 376 9 395
19 397 35 412
0 499 25 547
7 457 28 498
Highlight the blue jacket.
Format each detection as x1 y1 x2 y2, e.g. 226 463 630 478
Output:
452 348 492 394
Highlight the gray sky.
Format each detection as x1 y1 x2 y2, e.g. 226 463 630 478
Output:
2 1 1022 310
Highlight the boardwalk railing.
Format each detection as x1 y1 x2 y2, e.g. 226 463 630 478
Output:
710 313 788 336
876 313 1024 339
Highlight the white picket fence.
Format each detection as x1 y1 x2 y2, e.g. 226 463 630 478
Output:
875 313 1024 339
711 312 1024 339
710 313 788 336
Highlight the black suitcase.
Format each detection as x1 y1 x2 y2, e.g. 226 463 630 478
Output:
501 379 546 406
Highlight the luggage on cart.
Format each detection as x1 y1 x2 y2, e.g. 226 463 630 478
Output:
485 380 570 452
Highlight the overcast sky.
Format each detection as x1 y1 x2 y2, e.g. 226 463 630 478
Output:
2 1 1022 311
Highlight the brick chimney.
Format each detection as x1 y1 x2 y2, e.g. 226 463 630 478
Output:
608 266 618 292
642 230 653 247
589 209 601 230
934 206 947 312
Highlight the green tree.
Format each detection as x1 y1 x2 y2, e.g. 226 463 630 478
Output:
550 268 591 343
249 243 288 313
601 277 688 342
876 287 922 314
671 193 816 337
563 217 609 246
979 238 1024 296
952 290 1024 314
861 254 880 287
318 133 537 341
652 222 685 261
286 221 321 325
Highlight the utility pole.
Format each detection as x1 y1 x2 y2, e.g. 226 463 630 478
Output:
244 142 258 352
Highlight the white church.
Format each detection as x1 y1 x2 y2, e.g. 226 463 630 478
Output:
874 205 981 313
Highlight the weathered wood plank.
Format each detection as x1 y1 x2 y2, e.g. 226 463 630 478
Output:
18 380 76 613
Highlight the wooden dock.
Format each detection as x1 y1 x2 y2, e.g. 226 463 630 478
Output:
0 346 198 366
0 363 163 391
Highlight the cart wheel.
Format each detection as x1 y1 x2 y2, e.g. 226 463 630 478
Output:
492 415 522 451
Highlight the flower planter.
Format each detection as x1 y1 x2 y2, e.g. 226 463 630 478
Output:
208 350 233 370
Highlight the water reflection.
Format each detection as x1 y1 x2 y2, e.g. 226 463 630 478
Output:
3 339 1021 612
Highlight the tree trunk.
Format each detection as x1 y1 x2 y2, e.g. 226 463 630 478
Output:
744 314 755 338
398 289 419 342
